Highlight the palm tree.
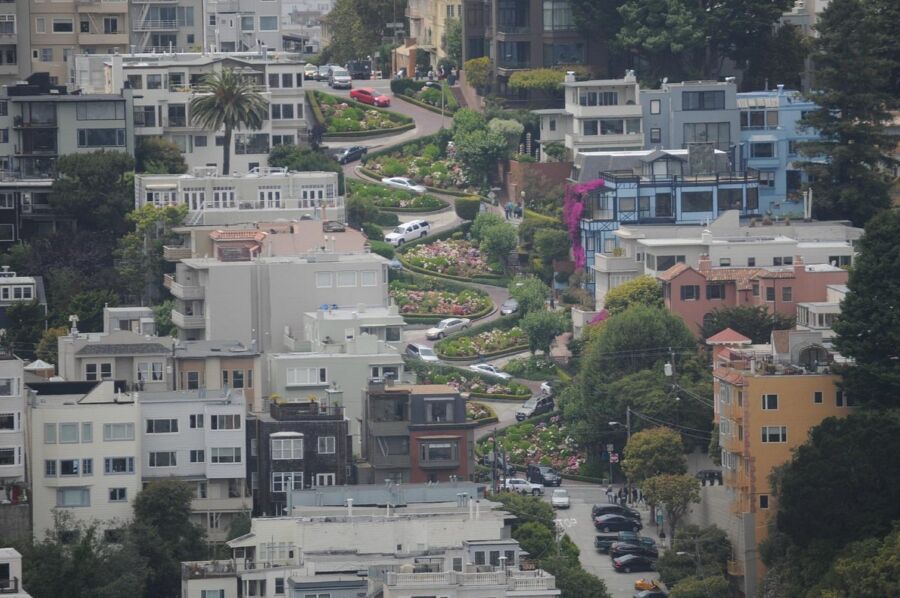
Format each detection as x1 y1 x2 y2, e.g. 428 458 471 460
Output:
189 68 269 175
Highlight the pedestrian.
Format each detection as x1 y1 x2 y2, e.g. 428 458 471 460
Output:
514 204 523 219
606 485 613 503
428 69 434 81
504 201 512 219
632 487 639 504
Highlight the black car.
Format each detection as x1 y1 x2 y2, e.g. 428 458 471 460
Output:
592 504 641 520
335 145 368 164
612 554 655 574
696 469 723 485
527 464 562 486
515 395 555 421
594 534 621 553
609 541 659 559
322 220 346 232
634 590 668 598
594 514 643 533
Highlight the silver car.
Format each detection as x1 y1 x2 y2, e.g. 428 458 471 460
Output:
382 177 428 194
425 317 471 339
500 298 519 315
469 363 512 381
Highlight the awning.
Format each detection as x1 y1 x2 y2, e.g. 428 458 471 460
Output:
144 183 177 190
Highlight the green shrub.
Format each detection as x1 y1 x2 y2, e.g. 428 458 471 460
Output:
451 231 464 240
374 212 400 226
455 196 481 220
362 222 384 241
390 78 424 95
423 144 442 161
369 240 395 259
421 87 442 106
381 158 407 177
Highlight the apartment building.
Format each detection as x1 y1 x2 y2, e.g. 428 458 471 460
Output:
658 255 848 335
69 52 308 172
572 145 760 293
102 305 157 335
27 380 141 539
0 547 31 597
141 388 251 543
591 210 860 307
0 1 28 87
0 357 26 506
536 70 643 158
173 339 261 409
709 329 854 597
247 397 350 517
130 0 202 53
461 0 604 102
406 0 462 68
281 0 335 56
135 167 343 227
207 0 282 53
642 80 740 154
0 269 46 326
361 381 476 484
795 283 846 339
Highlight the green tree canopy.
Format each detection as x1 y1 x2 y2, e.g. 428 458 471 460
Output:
521 310 566 355
487 118 525 157
479 222 518 267
622 427 687 483
454 129 508 186
135 136 188 174
68 290 118 333
641 474 701 540
833 210 900 408
4 300 46 360
533 229 570 265
452 108 487 137
667 575 730 598
816 525 900 598
444 18 462 65
604 276 663 315
509 276 550 315
115 204 188 304
50 151 135 237
463 57 491 89
470 212 506 242
657 524 732 587
699 305 794 344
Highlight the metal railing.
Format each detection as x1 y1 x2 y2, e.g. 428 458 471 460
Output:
132 19 178 31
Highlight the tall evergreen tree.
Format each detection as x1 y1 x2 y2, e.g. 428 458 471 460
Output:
798 0 899 226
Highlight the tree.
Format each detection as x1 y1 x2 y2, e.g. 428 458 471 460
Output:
798 0 899 226
604 276 663 315
470 212 505 242
189 68 268 175
115 204 188 304
569 0 625 40
130 480 206 598
321 0 366 64
616 0 707 82
36 326 68 367
268 145 344 193
135 136 188 174
444 17 462 65
533 229 570 266
699 305 794 344
454 129 508 187
668 575 730 598
543 142 567 163
487 118 525 157
50 151 135 236
521 310 566 355
345 195 379 229
463 57 491 89
641 474 701 541
452 108 487 137
153 301 176 337
479 222 518 267
509 276 550 315
741 24 808 92
4 300 46 360
622 427 687 483
69 290 118 333
833 210 900 408
816 526 900 598
657 524 731 587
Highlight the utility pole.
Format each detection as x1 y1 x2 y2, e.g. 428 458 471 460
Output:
491 426 498 493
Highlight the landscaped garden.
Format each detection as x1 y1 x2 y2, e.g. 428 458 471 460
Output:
307 91 413 135
466 401 496 424
402 238 502 278
364 138 470 191
478 416 587 475
347 180 447 212
390 276 492 320
502 355 561 380
406 361 531 400
436 325 528 359
390 79 459 114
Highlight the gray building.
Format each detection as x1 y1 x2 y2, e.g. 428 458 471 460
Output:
208 0 283 52
131 0 203 53
642 80 740 153
0 355 26 506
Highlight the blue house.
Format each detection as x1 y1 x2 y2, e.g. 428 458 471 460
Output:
571 146 760 293
736 88 821 216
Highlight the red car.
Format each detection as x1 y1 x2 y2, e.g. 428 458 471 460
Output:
350 87 391 107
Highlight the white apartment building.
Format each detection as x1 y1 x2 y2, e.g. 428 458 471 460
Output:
135 167 343 227
0 357 26 505
796 283 846 338
141 388 251 543
0 547 32 597
28 380 141 539
207 0 283 53
536 70 643 159
72 52 308 173
592 210 861 307
131 0 203 53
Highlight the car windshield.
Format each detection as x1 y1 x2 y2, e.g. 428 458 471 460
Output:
392 227 404 233
542 467 558 475
419 347 436 357
523 397 538 408
553 489 568 498
333 68 349 76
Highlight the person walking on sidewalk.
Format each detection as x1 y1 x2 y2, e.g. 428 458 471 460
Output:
606 485 614 503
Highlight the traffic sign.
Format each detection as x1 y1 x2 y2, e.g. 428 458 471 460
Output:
610 452 619 464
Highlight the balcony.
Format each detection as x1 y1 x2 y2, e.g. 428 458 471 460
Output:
594 253 640 274
163 274 205 300
370 453 411 469
182 561 238 580
0 578 21 594
13 117 57 129
76 0 128 13
163 245 192 261
171 309 205 329
568 103 643 120
191 496 252 512
132 19 178 31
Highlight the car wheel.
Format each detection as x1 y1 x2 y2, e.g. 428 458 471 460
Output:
632 525 640 532
624 567 631 574
603 526 611 533
397 239 404 245
421 231 427 237
532 489 540 496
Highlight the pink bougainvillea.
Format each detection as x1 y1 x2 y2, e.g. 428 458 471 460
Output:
588 308 609 325
563 179 606 268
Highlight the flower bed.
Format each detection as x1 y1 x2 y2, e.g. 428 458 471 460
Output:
502 356 561 380
348 181 447 212
310 91 412 134
413 364 531 399
365 144 471 191
478 415 586 475
390 279 492 319
403 239 501 279
466 401 497 424
436 326 528 359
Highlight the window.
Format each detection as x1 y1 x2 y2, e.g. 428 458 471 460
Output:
85 362 112 381
76 102 124 120
103 423 134 441
44 423 57 444
542 0 574 30
0 412 16 431
337 271 356 287
650 128 661 144
186 371 200 390
45 460 57 476
39 48 53 63
765 287 775 301
190 414 204 429
761 426 787 443
82 458 92 475
234 133 269 155
271 104 295 119
53 18 73 33
271 135 294 146
232 370 245 389
683 122 730 149
680 285 700 301
146 419 178 434
419 441 458 463
650 99 661 114
315 271 333 288
104 457 135 474
133 106 155 127
836 390 844 407
759 171 776 188
578 91 618 106
271 472 303 492
317 436 336 454
60 459 80 476
274 578 285 595
259 16 277 30
272 437 303 460
103 16 119 34
750 142 775 158
683 90 725 111
80 422 92 443
149 451 176 467
35 17 46 34
56 488 90 507
210 414 240 430
814 391 823 404
682 191 713 212
788 140 799 156
782 287 793 302
655 255 685 271
241 15 254 31
137 362 164 383
829 255 851 268
549 119 556 132
286 367 327 386
315 473 336 487
361 270 377 287
762 394 778 410
719 258 731 267
190 449 204 463
59 422 79 443
210 447 241 464
759 494 769 509
0 129 7 144
706 284 725 299
77 128 126 147
201 591 225 598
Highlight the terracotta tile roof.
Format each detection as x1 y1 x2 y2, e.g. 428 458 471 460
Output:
657 262 692 281
755 269 796 279
771 329 791 355
706 328 752 345
713 367 747 386
209 230 268 242
705 267 765 291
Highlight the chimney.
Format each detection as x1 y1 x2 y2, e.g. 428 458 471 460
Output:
793 255 804 274
698 255 711 273
564 71 575 83
701 229 713 245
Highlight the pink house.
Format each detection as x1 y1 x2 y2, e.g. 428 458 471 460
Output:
659 255 849 335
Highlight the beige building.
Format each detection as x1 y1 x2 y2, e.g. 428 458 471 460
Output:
405 0 462 68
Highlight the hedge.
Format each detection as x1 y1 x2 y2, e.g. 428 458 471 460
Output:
404 360 531 399
455 196 481 220
438 345 529 362
369 240 395 259
306 90 414 140
323 123 415 140
395 93 459 115
523 209 562 225
434 315 527 360
392 270 496 323
397 257 509 287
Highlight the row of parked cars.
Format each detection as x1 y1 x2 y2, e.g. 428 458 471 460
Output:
591 503 664 583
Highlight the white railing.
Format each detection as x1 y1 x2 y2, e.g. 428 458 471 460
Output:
132 19 178 31
509 575 556 590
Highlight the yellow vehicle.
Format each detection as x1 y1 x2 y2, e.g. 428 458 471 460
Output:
635 578 661 591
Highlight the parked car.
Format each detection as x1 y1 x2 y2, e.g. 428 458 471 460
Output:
502 478 543 495
481 453 515 476
316 65 333 81
634 589 667 598
335 145 368 164
592 504 641 520
303 63 319 79
515 395 555 421
596 532 655 553
595 534 621 553
610 542 659 560
425 317 470 339
595 514 643 533
406 343 438 362
350 87 391 107
527 464 562 487
329 67 352 89
550 488 570 509
695 469 723 485
382 177 427 194
500 298 519 315
387 258 404 271
469 363 512 381
384 219 430 246
613 554 656 574
322 220 346 232
540 380 559 397
635 579 663 592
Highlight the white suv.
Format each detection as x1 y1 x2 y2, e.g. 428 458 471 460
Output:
385 219 430 246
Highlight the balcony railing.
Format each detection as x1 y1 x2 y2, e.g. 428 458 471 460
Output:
132 19 178 31
600 170 759 186
594 253 640 273
163 274 205 300
163 245 192 261
384 570 556 589
0 577 20 594
171 309 205 329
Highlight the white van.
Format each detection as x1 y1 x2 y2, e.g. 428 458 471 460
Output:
385 219 430 246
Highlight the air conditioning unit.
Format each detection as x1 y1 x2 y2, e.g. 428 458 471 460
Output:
21 192 31 213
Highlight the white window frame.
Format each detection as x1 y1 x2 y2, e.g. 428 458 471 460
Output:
271 471 303 492
145 418 178 434
210 447 241 464
315 271 333 288
286 367 327 386
315 473 336 487
761 426 787 443
103 423 134 441
209 414 241 430
317 436 336 454
148 451 177 467
271 437 303 460
336 271 357 287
